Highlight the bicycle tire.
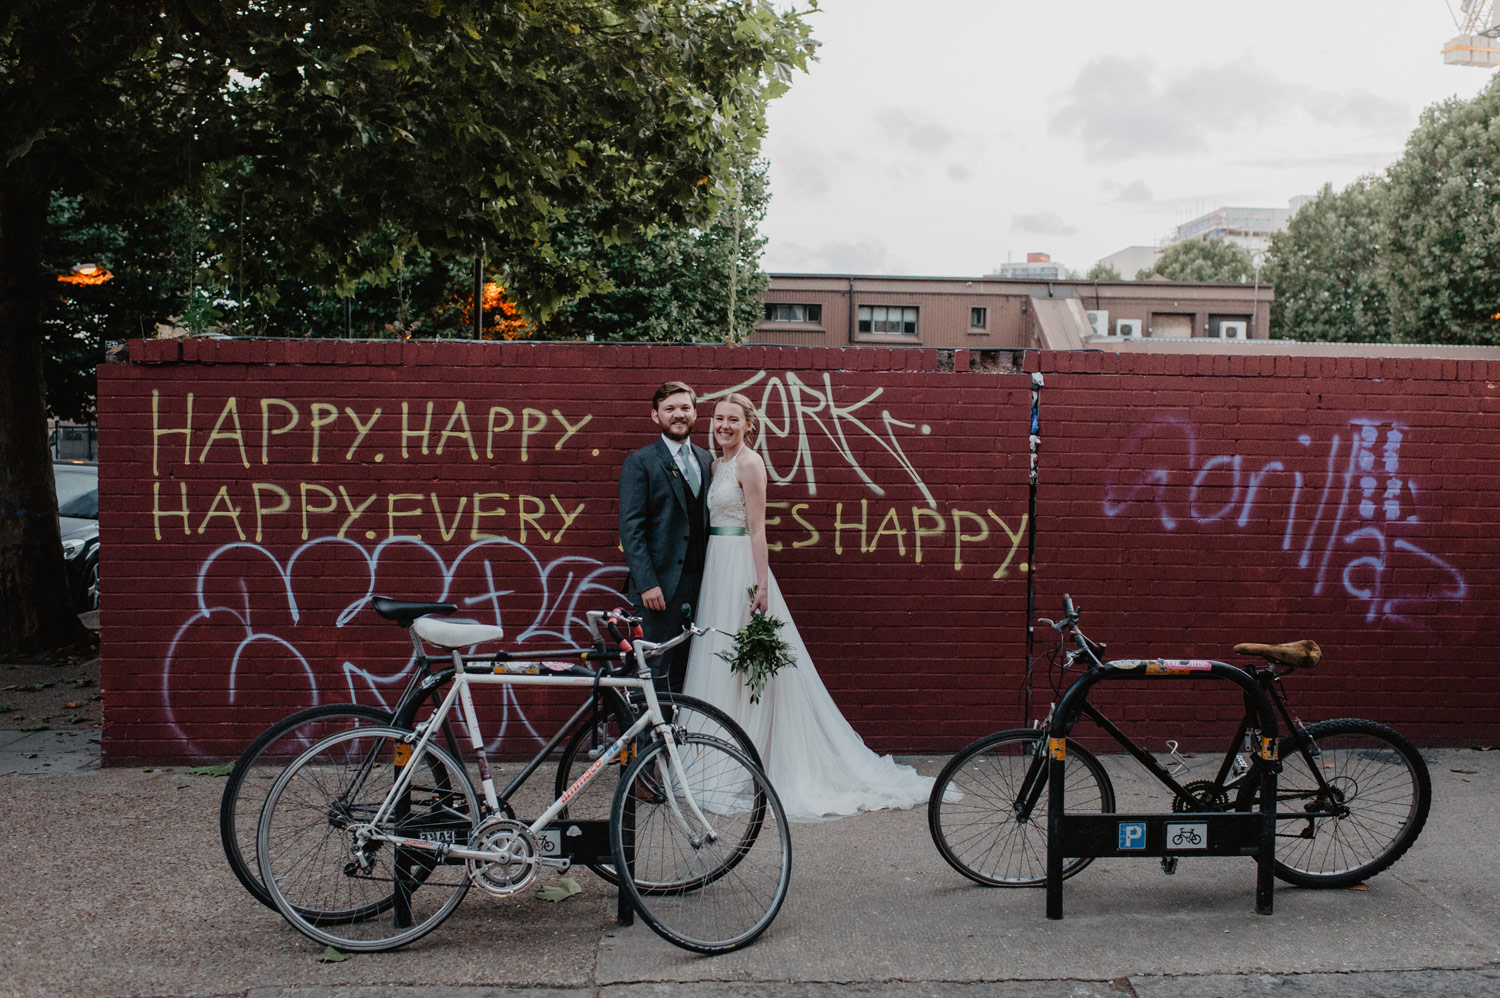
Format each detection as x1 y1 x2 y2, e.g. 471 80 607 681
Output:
611 734 791 954
928 728 1115 887
1239 717 1431 888
258 725 479 951
555 691 762 886
220 703 394 910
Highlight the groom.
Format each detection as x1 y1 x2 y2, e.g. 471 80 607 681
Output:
618 381 713 694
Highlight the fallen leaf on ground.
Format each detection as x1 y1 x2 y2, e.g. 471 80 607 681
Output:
315 946 349 963
1345 882 1368 891
536 877 582 902
20 723 48 732
64 701 81 709
188 763 235 777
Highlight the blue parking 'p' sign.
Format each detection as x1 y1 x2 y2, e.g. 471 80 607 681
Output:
1118 822 1147 850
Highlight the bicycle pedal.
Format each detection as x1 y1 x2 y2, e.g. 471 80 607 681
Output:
1160 857 1179 875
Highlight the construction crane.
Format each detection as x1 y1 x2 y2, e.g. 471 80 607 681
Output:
1443 1 1500 66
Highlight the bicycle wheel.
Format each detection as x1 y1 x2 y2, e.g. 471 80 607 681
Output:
257 725 478 951
1246 718 1431 888
611 734 791 954
929 728 1115 887
221 704 393 910
556 691 762 885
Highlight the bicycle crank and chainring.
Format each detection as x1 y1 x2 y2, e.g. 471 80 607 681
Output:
467 817 541 896
1172 780 1229 812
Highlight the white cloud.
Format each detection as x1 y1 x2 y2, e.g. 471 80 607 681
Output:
873 107 959 154
1013 212 1079 237
774 239 907 275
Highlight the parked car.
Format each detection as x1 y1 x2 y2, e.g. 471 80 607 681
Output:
53 462 99 611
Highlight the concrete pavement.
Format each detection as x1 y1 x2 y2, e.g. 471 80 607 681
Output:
1 738 1496 998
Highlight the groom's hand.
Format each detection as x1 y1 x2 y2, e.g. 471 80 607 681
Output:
641 586 666 612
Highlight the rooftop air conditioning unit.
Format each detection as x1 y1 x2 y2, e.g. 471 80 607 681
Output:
1084 310 1109 337
1115 318 1142 338
1221 320 1247 340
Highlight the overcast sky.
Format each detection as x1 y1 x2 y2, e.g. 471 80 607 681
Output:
759 0 1495 276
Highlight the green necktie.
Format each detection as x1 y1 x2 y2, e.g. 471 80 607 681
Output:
680 448 701 497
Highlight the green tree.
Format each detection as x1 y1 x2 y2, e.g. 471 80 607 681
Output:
1084 262 1121 281
1264 180 1390 343
543 161 771 343
1380 74 1500 344
1135 238 1255 283
1 0 817 652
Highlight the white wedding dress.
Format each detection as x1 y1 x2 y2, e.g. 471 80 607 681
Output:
683 451 933 821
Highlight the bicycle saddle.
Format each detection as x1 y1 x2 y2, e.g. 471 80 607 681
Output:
1233 639 1321 669
371 596 458 623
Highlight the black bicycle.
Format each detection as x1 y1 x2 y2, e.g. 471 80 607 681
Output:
929 595 1431 890
220 599 759 909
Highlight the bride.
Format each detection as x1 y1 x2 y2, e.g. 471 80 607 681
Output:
682 392 933 820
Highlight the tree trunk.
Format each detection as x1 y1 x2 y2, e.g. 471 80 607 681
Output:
0 175 89 652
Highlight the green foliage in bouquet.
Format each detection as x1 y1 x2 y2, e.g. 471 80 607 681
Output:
716 587 798 704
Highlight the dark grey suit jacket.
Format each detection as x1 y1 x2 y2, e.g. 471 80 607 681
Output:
618 437 712 607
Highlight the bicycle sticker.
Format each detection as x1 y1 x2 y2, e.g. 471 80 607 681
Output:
393 743 412 766
1048 736 1067 761
1165 823 1208 850
1259 736 1278 760
539 828 562 856
1146 659 1214 675
1118 822 1147 850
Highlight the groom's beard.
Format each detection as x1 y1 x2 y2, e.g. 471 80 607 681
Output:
662 421 693 442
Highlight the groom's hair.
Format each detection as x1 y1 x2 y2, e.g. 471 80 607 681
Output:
652 381 697 409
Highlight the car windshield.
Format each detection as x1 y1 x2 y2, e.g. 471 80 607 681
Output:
58 489 98 519
54 466 97 506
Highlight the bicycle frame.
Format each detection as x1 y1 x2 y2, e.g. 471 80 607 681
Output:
1022 605 1335 827
346 634 720 868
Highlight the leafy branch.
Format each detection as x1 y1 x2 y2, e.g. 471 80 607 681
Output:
715 586 796 704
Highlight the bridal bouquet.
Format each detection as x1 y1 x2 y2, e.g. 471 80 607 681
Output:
716 587 798 704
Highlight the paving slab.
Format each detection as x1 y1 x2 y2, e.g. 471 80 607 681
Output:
1130 968 1500 998
0 727 100 774
0 750 1495 998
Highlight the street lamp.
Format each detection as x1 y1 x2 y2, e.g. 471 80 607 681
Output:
1250 250 1265 336
56 262 113 286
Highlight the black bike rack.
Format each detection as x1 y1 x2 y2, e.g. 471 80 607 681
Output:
1045 659 1280 919
533 817 633 924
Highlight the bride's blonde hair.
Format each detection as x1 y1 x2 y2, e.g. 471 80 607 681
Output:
716 393 759 449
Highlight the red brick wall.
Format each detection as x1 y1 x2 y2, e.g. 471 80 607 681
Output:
96 342 1498 764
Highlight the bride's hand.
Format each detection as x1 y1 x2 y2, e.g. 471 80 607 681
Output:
749 587 769 616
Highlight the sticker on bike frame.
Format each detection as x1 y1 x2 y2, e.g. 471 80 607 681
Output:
539 827 562 856
1166 823 1208 850
1145 659 1214 675
1259 736 1278 761
1048 737 1067 761
393 743 412 766
1118 822 1147 850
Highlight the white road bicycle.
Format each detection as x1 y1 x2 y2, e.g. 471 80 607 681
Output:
254 604 791 955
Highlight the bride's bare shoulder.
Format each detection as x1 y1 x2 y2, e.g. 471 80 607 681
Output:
736 448 768 479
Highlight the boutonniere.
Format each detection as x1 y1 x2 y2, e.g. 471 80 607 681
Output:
661 459 681 479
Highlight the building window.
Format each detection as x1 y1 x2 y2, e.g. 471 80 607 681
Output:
764 303 822 323
857 305 918 335
970 307 987 328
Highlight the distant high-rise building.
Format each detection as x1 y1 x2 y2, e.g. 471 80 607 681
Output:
993 252 1067 280
1095 245 1161 280
1167 205 1291 255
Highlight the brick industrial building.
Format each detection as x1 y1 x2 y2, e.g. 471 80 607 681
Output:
754 273 1274 350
